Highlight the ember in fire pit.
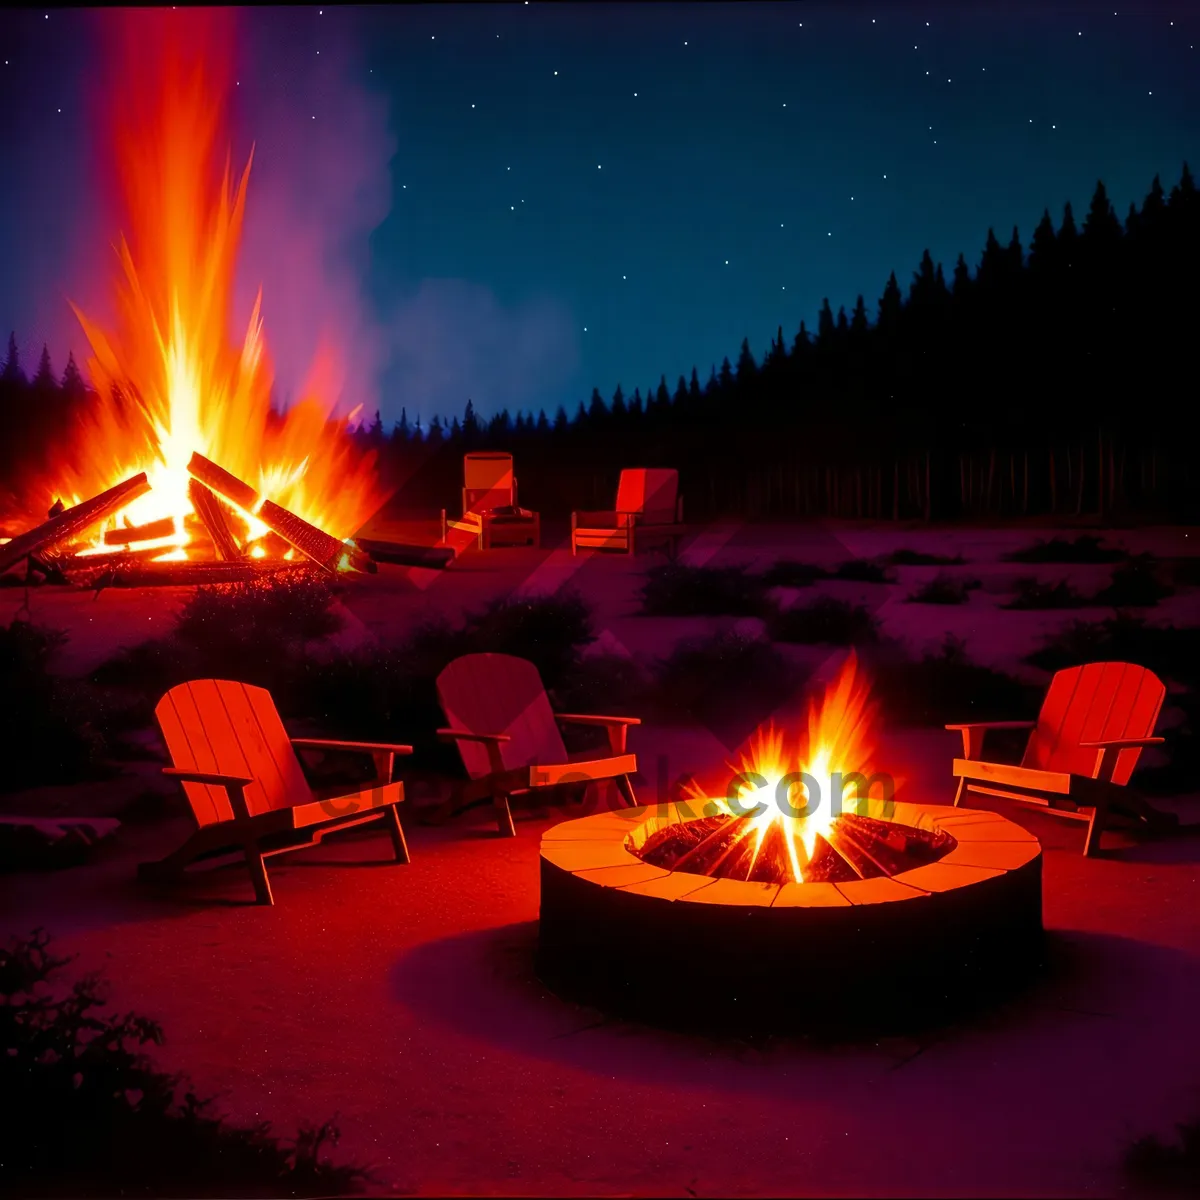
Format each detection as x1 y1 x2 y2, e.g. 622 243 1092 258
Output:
537 656 1044 1032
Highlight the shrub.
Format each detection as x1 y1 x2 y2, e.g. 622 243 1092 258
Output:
0 930 367 1197
650 632 799 740
1003 577 1091 610
0 620 110 793
761 560 830 588
1003 534 1127 564
1173 557 1200 587
768 597 879 645
887 548 966 566
1027 615 1200 688
91 573 344 698
907 574 979 605
1095 555 1172 607
638 563 768 617
871 637 1036 727
553 652 650 716
832 559 893 583
291 594 597 769
1125 1119 1200 1193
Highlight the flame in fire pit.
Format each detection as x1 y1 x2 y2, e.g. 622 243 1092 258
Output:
680 652 885 883
37 11 383 560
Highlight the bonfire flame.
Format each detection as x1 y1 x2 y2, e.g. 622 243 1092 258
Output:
43 10 383 561
684 651 882 883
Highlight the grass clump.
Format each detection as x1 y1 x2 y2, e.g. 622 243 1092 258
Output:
907 574 980 605
768 597 879 645
638 563 768 617
887 548 966 566
871 637 1036 727
0 929 368 1197
1003 534 1127 564
1003 577 1091 610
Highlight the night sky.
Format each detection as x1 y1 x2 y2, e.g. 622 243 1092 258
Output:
1 3 1197 424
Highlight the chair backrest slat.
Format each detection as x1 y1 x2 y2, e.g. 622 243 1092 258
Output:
615 468 678 525
156 680 312 824
437 653 567 780
1022 662 1165 783
463 452 515 513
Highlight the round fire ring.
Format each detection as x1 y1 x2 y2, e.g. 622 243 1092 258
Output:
537 800 1043 1031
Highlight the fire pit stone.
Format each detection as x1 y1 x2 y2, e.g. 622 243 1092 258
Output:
537 800 1043 1031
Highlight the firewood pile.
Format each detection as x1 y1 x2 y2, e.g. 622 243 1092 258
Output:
0 452 452 589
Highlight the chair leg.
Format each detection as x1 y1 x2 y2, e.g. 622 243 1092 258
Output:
953 776 967 807
615 773 638 808
386 804 410 863
1082 803 1106 857
243 842 274 905
494 792 516 837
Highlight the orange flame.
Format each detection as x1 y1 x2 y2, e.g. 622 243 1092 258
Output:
37 10 384 559
685 651 884 882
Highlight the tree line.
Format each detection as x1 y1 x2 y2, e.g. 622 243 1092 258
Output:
3 162 1197 523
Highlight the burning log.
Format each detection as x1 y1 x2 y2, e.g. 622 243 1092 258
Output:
187 478 243 561
58 544 175 576
0 473 151 575
186 452 374 574
354 537 454 570
103 515 178 546
94 560 317 589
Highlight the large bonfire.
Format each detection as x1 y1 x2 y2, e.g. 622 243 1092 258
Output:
14 9 384 564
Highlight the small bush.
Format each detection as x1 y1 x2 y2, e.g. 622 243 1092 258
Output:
554 652 650 716
638 564 768 617
1095 555 1172 607
1126 1119 1200 1193
1003 534 1127 564
833 559 893 583
1172 557 1200 587
907 574 979 605
92 573 344 698
1003 577 1091 610
761 560 830 588
888 548 966 566
768 597 879 645
0 929 368 1197
871 637 1036 727
649 632 799 740
1027 614 1200 688
0 620 110 793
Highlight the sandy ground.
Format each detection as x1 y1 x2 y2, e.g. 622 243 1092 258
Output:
4 519 1200 1197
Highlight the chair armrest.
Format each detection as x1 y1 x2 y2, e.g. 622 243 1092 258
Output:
555 713 641 754
944 721 1036 731
555 713 642 726
436 728 512 744
162 767 254 786
1080 736 1165 783
945 721 1034 760
162 768 254 821
1078 737 1165 749
291 738 414 755
292 737 414 784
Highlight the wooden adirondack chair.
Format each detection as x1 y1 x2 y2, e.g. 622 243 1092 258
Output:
436 653 640 835
948 661 1175 856
143 679 413 904
441 451 540 550
571 467 684 555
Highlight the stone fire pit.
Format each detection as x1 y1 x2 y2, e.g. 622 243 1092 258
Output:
538 799 1043 1031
